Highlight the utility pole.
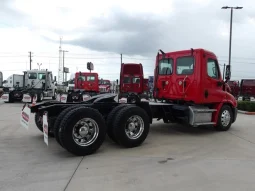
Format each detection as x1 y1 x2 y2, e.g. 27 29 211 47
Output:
28 51 33 70
221 6 243 67
63 50 68 82
120 53 122 64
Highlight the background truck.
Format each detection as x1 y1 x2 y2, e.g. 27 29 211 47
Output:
23 48 237 157
60 72 99 103
99 79 111 93
1 74 24 102
227 80 240 99
118 63 149 102
2 69 57 103
238 79 255 101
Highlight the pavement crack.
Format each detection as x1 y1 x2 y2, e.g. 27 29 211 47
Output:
228 131 255 145
63 156 84 191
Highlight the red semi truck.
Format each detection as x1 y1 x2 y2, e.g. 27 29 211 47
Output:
119 63 149 101
24 48 237 156
238 79 255 101
60 72 99 103
227 80 240 99
99 79 111 94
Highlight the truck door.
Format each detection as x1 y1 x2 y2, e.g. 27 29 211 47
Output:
203 56 225 102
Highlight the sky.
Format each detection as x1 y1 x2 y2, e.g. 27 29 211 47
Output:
0 0 255 82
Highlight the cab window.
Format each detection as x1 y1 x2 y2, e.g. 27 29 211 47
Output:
28 73 37 79
158 59 173 75
87 75 95 81
123 77 130 83
176 56 194 75
77 76 85 81
133 77 140 84
207 59 220 79
38 73 46 80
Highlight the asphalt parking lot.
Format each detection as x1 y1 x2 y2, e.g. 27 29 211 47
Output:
1 102 255 191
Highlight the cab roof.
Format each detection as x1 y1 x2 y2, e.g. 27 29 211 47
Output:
160 48 217 58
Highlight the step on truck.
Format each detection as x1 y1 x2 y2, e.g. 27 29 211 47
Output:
20 48 237 156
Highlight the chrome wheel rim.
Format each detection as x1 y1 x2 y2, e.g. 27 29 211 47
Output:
72 118 99 146
221 110 231 127
125 115 144 139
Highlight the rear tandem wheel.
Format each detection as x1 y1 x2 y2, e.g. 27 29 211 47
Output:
112 106 150 148
54 105 86 148
58 107 107 156
106 104 134 143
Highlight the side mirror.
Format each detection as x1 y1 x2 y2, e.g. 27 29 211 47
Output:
225 65 231 81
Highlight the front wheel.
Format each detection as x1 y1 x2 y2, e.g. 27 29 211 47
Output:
215 105 233 131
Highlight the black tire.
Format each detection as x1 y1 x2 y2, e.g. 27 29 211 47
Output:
112 106 150 148
54 105 85 147
215 105 233 131
58 107 107 156
106 104 131 143
34 112 55 137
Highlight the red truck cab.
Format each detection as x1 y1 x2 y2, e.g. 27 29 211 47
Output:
239 79 255 101
99 79 111 93
227 80 240 98
153 48 237 128
75 72 99 93
119 63 148 99
154 49 236 105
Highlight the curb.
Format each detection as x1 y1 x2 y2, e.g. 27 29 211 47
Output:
238 110 255 115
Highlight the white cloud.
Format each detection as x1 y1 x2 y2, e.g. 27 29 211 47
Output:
0 0 255 82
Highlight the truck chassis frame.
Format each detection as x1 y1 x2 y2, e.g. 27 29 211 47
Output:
25 93 237 156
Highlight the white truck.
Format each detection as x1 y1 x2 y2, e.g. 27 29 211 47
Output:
22 69 57 103
3 74 24 88
1 69 57 103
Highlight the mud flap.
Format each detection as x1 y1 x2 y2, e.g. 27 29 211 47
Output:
1 94 9 102
56 94 61 101
22 94 33 103
43 112 49 146
83 94 91 101
20 104 31 130
60 94 68 103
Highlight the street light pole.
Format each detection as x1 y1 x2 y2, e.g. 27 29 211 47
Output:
37 63 42 70
221 6 243 67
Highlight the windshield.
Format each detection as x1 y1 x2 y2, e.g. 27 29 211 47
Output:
38 73 46 80
176 56 194 75
158 59 173 75
100 80 110 85
28 73 37 79
87 75 95 81
123 77 131 84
